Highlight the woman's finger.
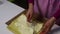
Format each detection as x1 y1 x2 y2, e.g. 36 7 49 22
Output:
28 13 32 22
27 14 31 22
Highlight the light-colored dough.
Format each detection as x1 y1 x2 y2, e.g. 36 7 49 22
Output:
7 14 43 34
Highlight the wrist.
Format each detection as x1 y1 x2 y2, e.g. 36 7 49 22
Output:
28 3 34 9
44 17 56 29
46 17 56 28
50 17 56 22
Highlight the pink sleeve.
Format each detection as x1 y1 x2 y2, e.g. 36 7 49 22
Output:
54 8 60 19
28 0 34 4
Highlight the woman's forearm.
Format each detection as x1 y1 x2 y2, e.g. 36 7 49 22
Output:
46 8 60 28
26 0 34 21
45 17 56 28
28 3 34 9
28 0 34 9
49 17 56 24
39 17 56 34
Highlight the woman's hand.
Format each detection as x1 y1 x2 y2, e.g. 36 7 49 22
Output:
39 17 56 34
39 22 51 34
26 3 34 22
26 8 33 22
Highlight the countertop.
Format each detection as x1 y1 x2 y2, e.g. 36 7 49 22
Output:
0 1 25 34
